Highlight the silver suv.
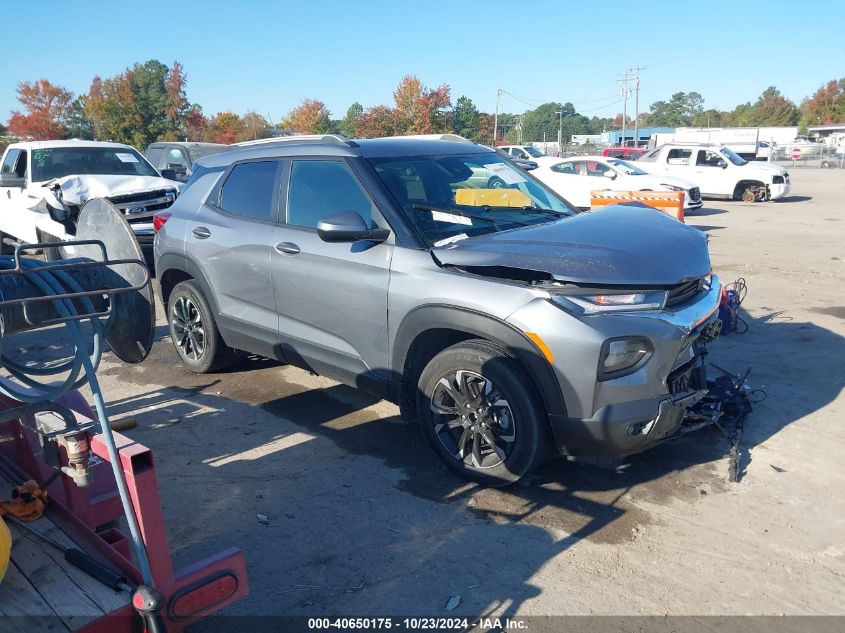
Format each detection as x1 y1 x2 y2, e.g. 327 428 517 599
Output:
154 135 721 486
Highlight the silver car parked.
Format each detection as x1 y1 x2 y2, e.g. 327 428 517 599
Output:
154 134 722 486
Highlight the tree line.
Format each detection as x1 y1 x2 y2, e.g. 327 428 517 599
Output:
4 58 844 148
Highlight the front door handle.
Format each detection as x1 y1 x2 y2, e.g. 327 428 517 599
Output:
274 242 300 255
192 226 211 239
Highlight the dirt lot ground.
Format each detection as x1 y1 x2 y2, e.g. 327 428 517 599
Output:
82 169 844 628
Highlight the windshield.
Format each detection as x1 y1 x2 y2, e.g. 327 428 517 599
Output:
720 147 747 166
607 159 647 175
187 144 227 161
523 146 544 158
31 147 159 182
369 152 574 246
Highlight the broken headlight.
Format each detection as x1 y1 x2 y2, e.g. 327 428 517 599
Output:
599 337 653 380
550 290 667 315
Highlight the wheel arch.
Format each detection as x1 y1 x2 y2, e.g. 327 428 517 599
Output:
157 252 219 315
732 179 765 200
391 304 566 423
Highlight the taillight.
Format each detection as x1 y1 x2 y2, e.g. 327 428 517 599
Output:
167 572 239 620
153 211 172 234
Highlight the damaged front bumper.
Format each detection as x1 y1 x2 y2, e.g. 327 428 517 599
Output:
508 275 723 461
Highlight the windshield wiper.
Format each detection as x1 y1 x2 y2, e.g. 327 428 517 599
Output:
481 205 565 218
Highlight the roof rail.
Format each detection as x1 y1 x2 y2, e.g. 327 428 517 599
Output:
379 133 474 144
231 134 355 149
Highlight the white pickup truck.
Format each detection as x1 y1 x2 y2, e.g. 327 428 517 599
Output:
637 143 791 202
0 140 179 258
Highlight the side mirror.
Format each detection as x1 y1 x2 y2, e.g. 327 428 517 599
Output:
317 211 390 244
160 168 178 181
0 173 26 188
603 171 617 179
718 160 728 169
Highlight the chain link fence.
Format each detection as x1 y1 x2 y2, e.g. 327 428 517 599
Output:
768 144 845 169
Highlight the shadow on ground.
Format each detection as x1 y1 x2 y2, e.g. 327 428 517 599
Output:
3 301 841 625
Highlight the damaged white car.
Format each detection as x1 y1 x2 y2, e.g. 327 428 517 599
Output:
0 140 179 258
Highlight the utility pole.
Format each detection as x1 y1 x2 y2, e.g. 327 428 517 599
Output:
628 67 646 148
616 72 630 147
493 89 502 146
555 110 563 157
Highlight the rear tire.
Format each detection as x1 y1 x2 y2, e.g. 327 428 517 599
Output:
416 340 547 487
167 280 234 373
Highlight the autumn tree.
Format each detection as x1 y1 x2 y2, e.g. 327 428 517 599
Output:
185 105 210 141
8 79 75 139
356 105 396 138
282 99 332 134
476 113 494 145
800 78 845 127
238 110 272 142
339 102 363 138
391 75 451 135
82 60 190 146
210 112 243 144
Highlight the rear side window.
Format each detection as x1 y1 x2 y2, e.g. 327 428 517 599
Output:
218 161 279 222
667 149 692 165
145 147 164 168
287 160 374 229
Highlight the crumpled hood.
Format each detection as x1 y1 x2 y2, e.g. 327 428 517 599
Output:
432 205 712 286
40 174 178 206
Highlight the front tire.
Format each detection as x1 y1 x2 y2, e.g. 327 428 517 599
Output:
416 340 547 487
167 280 234 373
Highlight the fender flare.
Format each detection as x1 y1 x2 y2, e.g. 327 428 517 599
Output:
156 252 220 316
391 304 566 418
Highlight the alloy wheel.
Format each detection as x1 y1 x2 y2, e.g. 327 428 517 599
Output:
430 370 516 469
172 296 205 361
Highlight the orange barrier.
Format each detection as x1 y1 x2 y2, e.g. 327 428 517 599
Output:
590 190 685 222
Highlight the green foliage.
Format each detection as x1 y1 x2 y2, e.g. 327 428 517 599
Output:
520 102 589 143
647 92 704 127
452 96 479 141
339 102 363 138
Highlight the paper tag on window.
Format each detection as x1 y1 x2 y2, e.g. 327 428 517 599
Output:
431 210 473 225
482 163 526 185
115 152 139 163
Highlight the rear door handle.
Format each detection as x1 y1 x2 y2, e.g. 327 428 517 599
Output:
192 226 211 239
274 242 300 255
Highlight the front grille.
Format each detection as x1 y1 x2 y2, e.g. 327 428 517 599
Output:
667 357 702 396
689 187 701 201
666 279 703 308
107 189 177 221
109 189 175 205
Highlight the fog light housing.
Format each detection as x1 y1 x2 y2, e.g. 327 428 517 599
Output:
598 337 652 380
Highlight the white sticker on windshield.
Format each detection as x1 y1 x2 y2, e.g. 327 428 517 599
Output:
433 233 468 247
115 152 139 163
482 163 526 185
431 210 473 225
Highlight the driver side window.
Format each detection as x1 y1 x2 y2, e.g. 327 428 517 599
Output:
287 160 376 229
696 150 722 167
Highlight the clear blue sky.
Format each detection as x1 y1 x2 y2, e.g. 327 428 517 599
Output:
3 0 844 125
